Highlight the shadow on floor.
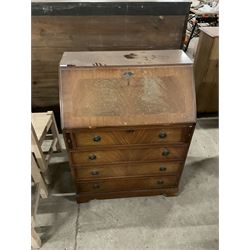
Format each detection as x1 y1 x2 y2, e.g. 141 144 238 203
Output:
48 161 76 194
180 156 219 192
35 161 77 244
196 118 219 129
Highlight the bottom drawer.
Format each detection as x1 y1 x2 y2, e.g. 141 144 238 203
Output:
76 176 178 193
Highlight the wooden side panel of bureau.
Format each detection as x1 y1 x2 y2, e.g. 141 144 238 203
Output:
60 50 196 203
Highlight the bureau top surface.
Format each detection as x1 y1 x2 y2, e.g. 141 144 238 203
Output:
60 50 193 68
59 50 196 129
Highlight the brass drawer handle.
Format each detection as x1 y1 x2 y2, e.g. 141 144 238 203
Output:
126 129 135 133
159 131 167 139
157 180 164 185
162 148 170 157
93 183 100 189
88 154 97 160
93 135 101 142
159 166 167 171
91 170 99 176
65 133 72 148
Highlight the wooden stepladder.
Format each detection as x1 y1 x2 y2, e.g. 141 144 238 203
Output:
31 111 62 183
31 153 48 248
31 111 62 248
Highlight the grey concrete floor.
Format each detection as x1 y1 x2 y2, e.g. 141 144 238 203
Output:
33 118 218 250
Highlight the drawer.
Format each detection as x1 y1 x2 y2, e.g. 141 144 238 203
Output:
76 176 178 193
71 145 187 165
74 161 183 180
71 127 187 147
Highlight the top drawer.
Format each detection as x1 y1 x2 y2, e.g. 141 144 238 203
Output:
68 126 188 148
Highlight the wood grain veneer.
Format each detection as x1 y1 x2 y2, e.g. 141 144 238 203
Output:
70 145 188 165
76 176 179 193
73 161 183 180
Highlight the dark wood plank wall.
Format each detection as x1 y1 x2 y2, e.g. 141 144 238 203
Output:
31 1 191 128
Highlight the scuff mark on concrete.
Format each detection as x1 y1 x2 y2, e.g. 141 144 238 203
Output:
74 204 80 250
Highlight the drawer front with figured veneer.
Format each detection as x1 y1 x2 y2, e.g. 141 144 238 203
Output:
72 127 187 148
74 161 183 180
76 176 178 193
71 145 188 165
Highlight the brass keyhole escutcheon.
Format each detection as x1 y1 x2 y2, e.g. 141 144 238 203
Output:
123 71 134 86
123 71 134 79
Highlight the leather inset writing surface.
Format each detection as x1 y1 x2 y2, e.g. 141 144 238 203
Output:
73 75 184 117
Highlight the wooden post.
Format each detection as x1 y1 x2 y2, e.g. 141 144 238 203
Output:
31 124 48 172
31 227 41 249
31 153 48 199
47 111 62 152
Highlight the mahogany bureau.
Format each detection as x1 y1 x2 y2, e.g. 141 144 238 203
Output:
59 50 196 203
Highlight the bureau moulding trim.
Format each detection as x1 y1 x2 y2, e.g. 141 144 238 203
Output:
74 173 181 182
62 123 196 132
71 159 185 168
75 174 179 182
68 142 189 151
76 186 179 196
70 160 187 168
68 142 190 152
